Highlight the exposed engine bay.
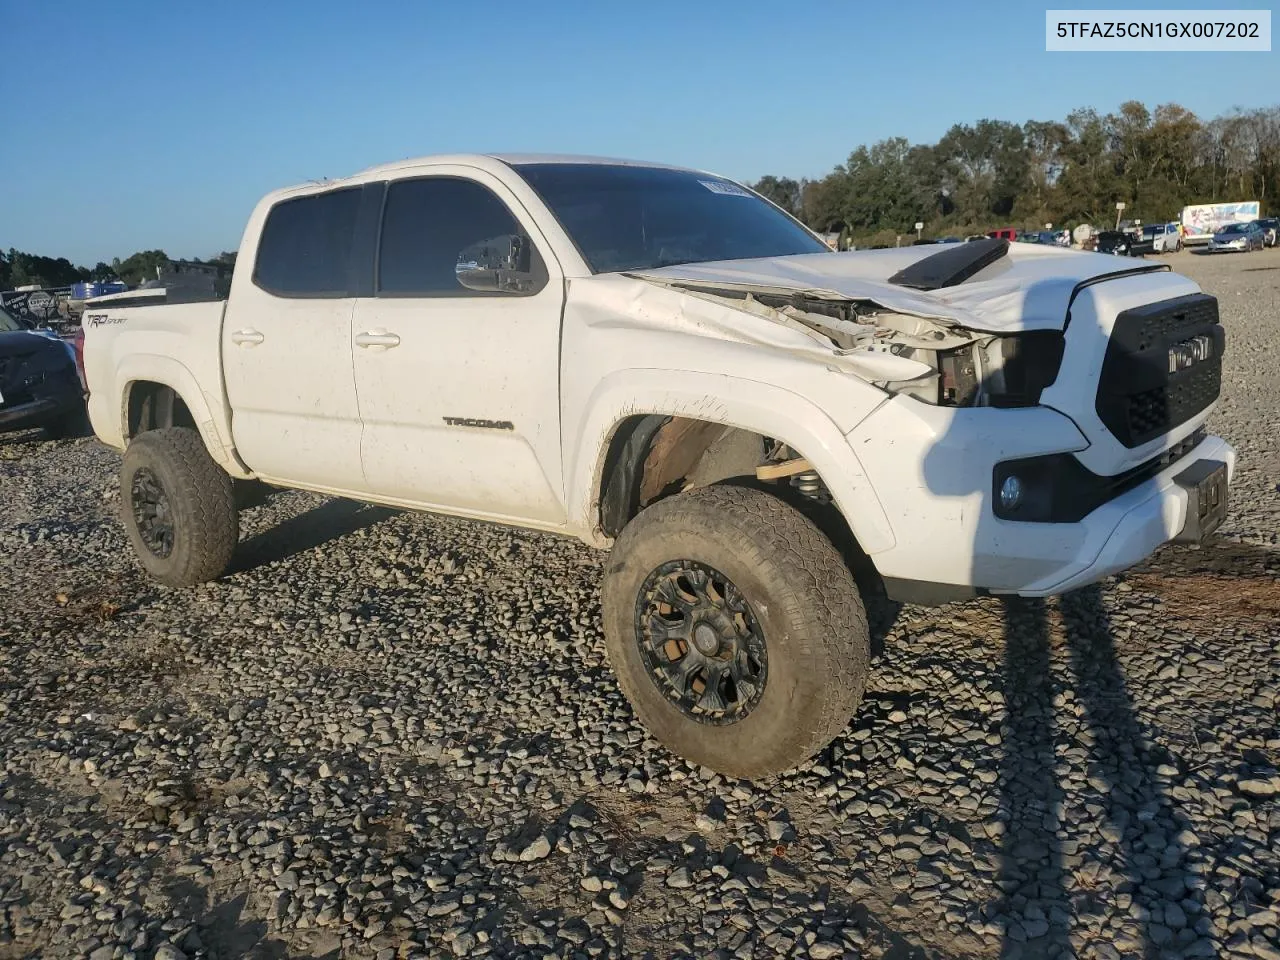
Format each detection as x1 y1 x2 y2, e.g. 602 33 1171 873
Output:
661 281 1066 409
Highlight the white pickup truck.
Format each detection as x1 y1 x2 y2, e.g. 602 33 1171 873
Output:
84 154 1234 777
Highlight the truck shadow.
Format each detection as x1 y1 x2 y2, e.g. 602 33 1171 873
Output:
232 499 398 574
995 597 1070 955
995 587 1211 958
909 270 1231 956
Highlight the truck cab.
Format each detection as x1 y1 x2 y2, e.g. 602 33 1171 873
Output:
1135 221 1182 255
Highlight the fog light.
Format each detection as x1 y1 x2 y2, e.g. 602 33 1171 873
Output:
999 475 1024 511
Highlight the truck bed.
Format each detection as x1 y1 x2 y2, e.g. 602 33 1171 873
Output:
82 298 232 458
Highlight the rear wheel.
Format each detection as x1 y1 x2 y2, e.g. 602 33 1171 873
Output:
120 427 238 587
602 485 870 778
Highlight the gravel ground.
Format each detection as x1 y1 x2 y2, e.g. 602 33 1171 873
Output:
1 248 1278 960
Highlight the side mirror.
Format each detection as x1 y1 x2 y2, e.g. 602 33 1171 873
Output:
455 234 538 293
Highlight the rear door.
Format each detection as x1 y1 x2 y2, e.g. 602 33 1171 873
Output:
350 168 567 524
223 185 378 491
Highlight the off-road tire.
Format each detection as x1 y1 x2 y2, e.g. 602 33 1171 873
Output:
120 427 238 587
602 484 870 779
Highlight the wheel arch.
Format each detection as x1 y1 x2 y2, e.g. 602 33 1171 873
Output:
115 357 249 476
568 370 895 555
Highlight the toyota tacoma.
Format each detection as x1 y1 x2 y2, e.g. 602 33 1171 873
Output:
82 155 1234 777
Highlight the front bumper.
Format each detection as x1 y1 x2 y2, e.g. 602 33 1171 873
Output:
844 399 1235 601
1008 434 1234 596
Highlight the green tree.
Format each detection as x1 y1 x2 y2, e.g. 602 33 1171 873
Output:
937 119 1028 222
1052 109 1124 224
750 176 804 217
113 250 170 286
3 248 88 288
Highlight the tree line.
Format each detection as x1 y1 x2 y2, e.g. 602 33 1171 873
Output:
751 101 1279 245
6 101 1276 285
1 248 237 291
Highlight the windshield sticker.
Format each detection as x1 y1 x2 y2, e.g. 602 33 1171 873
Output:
699 179 753 198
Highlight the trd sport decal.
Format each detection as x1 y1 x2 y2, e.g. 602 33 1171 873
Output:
442 417 514 430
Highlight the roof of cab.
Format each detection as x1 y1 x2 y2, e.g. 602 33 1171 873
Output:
356 152 690 176
263 153 708 206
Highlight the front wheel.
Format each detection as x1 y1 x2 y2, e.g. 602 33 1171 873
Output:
602 485 870 779
120 427 239 587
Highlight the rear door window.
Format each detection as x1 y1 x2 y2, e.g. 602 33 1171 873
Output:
253 188 363 297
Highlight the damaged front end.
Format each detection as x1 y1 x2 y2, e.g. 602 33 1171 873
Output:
657 280 1066 409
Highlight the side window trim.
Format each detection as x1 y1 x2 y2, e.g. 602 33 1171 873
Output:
373 174 549 299
349 181 387 299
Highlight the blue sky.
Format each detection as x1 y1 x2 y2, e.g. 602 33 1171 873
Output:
2 0 1275 265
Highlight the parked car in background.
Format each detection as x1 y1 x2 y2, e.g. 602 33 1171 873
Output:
987 227 1017 241
1255 217 1278 247
0 304 88 438
1133 222 1182 255
1095 230 1136 257
1208 221 1266 252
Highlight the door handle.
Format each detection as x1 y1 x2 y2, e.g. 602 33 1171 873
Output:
354 331 401 348
230 329 264 346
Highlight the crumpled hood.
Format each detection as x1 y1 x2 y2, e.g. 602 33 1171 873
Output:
631 243 1168 333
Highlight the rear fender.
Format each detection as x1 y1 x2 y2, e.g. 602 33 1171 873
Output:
116 356 249 476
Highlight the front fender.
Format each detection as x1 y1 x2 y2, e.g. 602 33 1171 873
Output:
565 368 895 553
114 355 249 476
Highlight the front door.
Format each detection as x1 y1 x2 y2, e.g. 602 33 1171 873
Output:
223 185 368 491
350 169 566 525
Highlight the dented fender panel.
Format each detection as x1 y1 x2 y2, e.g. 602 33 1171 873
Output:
563 366 895 553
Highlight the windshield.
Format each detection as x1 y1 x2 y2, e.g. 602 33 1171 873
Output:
0 306 24 333
1142 225 1160 238
1221 223 1246 234
513 163 827 273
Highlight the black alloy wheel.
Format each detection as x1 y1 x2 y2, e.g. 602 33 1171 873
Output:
635 560 767 724
131 466 175 558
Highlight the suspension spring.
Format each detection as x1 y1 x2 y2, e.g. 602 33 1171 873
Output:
790 470 829 501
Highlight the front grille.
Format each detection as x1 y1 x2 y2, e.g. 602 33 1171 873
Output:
1096 293 1223 448
1128 295 1217 351
1124 364 1221 439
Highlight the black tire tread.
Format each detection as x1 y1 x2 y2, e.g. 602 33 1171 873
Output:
604 484 869 778
121 427 238 587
